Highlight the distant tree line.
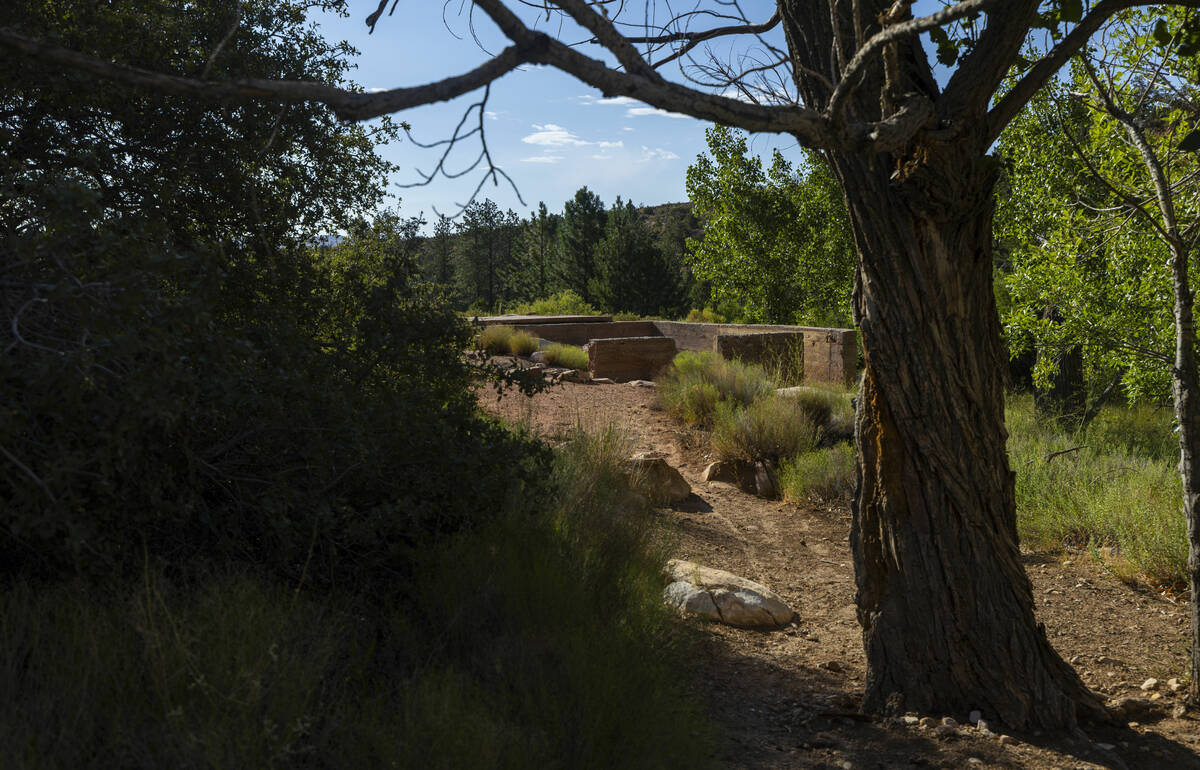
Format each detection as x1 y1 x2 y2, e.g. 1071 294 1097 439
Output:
415 187 703 318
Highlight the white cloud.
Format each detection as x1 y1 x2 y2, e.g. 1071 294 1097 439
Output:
591 153 613 160
622 126 634 132
521 154 563 164
596 140 624 148
639 146 679 162
522 123 591 147
626 106 690 119
576 94 640 107
484 110 499 121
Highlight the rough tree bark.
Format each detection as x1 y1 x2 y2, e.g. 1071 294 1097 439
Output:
780 1 1106 728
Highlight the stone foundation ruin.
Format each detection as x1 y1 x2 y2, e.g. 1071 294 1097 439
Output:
477 315 857 385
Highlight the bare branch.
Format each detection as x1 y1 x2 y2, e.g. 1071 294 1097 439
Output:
0 26 531 122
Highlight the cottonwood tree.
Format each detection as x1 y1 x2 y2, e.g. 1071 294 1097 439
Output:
12 0 1200 729
1002 9 1200 701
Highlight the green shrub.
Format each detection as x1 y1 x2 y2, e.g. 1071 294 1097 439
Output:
0 425 713 769
612 311 642 321
684 307 726 323
780 443 856 501
508 330 539 356
542 343 589 370
657 351 774 426
1008 394 1185 585
478 324 516 354
710 397 821 463
776 384 857 442
509 290 599 317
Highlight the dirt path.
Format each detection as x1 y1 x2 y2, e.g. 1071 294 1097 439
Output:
483 380 1200 769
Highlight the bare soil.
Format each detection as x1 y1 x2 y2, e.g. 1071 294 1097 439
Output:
480 379 1200 769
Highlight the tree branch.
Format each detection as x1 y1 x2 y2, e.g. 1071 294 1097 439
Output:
986 0 1200 144
827 0 1003 124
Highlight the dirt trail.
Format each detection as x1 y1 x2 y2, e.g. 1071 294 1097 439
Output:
483 381 1200 769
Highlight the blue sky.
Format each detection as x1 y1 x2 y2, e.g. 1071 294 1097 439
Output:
312 1 801 226
311 2 954 228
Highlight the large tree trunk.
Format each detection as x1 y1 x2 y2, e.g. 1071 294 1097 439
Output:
830 142 1106 729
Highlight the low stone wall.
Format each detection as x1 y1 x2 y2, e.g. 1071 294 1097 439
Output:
476 314 612 326
715 331 805 381
587 336 677 382
506 320 660 347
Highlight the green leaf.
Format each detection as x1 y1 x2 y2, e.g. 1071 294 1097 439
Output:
1179 129 1200 152
928 26 959 67
1153 19 1173 47
1058 0 1083 25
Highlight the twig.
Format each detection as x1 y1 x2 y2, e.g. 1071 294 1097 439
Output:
1026 445 1087 466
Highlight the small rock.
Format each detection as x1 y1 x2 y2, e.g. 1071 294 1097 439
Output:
998 734 1018 746
1150 692 1163 701
590 377 614 385
966 759 983 766
976 719 991 734
624 452 691 504
919 716 936 729
1063 560 1074 566
840 762 852 770
1141 678 1160 692
529 351 545 363
1070 654 1082 664
1173 704 1188 719
941 717 959 728
932 724 957 738
968 710 982 724
560 368 591 383
1168 677 1183 692
702 460 738 483
1095 742 1116 751
823 660 845 673
627 379 656 388
902 716 920 726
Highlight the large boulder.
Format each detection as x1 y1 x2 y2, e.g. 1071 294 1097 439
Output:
663 559 794 628
624 452 691 504
664 561 793 628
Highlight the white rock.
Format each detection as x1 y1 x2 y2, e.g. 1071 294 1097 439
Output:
902 716 920 726
627 379 657 388
590 377 615 385
663 559 794 628
998 735 1018 746
1140 678 1159 691
1168 677 1182 692
625 452 691 504
941 717 959 728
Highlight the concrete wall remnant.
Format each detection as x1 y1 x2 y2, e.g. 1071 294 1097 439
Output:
587 336 677 382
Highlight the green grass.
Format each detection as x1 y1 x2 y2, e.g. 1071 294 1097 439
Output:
0 427 713 770
508 330 539 356
1007 394 1185 585
542 343 589 370
780 443 856 501
657 351 774 427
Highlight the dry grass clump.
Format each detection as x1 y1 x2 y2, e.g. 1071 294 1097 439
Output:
508 331 539 356
478 324 516 355
542 343 589 370
710 398 821 464
657 351 773 427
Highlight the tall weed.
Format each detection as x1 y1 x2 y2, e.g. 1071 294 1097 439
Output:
1008 394 1185 584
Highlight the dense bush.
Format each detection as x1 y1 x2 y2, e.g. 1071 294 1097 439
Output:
0 1 547 587
0 428 711 769
508 289 599 317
